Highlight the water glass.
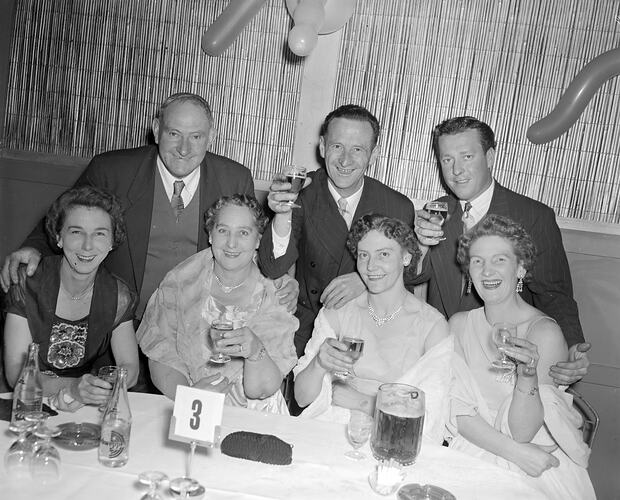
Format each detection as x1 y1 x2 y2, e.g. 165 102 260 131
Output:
345 410 373 460
138 470 168 500
30 425 61 484
209 319 233 364
4 420 36 480
98 365 118 410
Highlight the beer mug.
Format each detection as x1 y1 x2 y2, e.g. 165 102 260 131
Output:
370 383 425 466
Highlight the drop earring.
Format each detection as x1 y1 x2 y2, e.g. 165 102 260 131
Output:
516 276 523 293
466 278 472 294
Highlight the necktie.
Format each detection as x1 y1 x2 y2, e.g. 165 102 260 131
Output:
337 197 351 227
461 201 473 296
171 180 185 220
462 201 473 233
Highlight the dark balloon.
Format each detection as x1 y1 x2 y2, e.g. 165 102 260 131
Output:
201 0 267 57
527 47 620 144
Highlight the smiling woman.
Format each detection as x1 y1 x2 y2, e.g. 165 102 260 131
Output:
3 186 140 411
136 194 297 414
293 214 449 420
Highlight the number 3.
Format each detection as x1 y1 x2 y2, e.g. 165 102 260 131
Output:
189 399 202 430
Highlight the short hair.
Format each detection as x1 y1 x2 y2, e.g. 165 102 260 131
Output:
157 92 213 126
457 214 536 278
320 104 381 147
205 194 268 236
432 116 497 160
45 186 126 249
347 213 421 281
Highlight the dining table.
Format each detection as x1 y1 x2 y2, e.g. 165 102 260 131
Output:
0 392 546 499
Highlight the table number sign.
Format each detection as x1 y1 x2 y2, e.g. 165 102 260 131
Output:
168 385 225 447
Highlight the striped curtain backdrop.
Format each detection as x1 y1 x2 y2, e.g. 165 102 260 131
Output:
334 0 620 223
3 0 304 181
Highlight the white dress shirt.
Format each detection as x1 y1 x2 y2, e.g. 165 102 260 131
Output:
156 156 200 207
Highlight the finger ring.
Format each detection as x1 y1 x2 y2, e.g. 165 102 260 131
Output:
239 344 243 352
527 357 535 367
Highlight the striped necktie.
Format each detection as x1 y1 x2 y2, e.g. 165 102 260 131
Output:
337 197 351 227
462 201 473 233
171 180 185 220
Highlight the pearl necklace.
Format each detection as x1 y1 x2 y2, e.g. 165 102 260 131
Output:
61 282 94 301
367 298 403 327
214 273 248 294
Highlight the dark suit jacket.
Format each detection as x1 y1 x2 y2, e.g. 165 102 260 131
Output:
258 168 415 356
23 145 254 296
412 182 584 347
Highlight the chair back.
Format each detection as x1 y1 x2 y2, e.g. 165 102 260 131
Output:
567 387 600 448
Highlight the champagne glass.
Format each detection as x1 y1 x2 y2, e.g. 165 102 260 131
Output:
30 424 61 485
4 420 36 480
281 164 307 209
208 319 233 364
138 470 168 500
491 322 517 370
98 365 118 411
425 201 449 241
345 410 373 460
334 336 364 380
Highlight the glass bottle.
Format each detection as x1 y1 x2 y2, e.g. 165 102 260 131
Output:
11 343 43 424
98 367 132 467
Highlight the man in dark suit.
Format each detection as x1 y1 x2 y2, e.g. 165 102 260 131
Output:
1 93 297 316
258 104 414 358
413 116 589 384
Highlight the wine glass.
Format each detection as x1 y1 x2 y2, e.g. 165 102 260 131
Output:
425 201 449 241
334 336 364 380
98 365 118 411
345 410 373 460
4 419 36 480
491 322 517 370
208 319 233 364
23 410 50 451
281 164 307 209
138 470 169 500
30 424 62 485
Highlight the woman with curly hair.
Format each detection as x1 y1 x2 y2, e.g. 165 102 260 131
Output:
137 194 297 413
294 213 449 420
4 186 139 411
448 214 594 498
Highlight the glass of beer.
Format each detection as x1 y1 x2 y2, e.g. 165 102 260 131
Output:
370 383 425 466
333 336 365 380
281 164 307 209
425 201 449 242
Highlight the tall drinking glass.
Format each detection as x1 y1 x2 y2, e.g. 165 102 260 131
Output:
491 322 517 371
370 383 425 466
425 201 449 242
281 165 307 209
98 365 118 411
333 336 364 380
208 319 233 364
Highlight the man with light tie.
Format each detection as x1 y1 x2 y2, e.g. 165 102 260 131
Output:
413 116 590 385
258 104 415 359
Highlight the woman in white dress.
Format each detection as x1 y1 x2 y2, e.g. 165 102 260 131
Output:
294 214 449 421
448 214 595 499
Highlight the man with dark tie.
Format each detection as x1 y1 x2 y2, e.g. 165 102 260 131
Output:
413 116 590 384
258 104 415 359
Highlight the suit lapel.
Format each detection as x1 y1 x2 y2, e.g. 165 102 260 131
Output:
305 172 351 267
197 160 212 250
124 148 157 292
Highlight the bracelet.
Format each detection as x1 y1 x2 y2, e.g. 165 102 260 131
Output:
515 385 539 396
247 345 267 362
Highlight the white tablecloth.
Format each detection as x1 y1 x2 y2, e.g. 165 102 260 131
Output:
0 393 545 499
